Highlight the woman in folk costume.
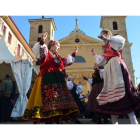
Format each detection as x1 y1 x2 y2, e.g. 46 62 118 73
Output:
67 76 85 123
83 63 109 124
22 32 80 124
92 29 140 124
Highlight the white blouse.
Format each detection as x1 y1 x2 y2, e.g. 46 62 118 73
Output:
32 42 75 65
32 42 48 59
67 81 74 90
94 54 107 66
76 84 82 94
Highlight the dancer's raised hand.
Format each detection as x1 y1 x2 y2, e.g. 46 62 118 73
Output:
98 35 102 39
82 76 88 81
41 32 48 41
91 47 96 55
74 46 78 53
98 34 107 41
94 63 99 70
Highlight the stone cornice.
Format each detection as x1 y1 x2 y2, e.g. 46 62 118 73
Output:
59 32 104 45
124 43 133 48
60 44 104 47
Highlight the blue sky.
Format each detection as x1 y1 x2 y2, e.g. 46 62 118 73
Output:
11 16 140 86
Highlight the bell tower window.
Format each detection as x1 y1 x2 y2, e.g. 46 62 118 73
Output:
113 21 118 30
38 25 43 33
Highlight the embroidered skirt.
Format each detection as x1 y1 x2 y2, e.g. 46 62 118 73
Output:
22 70 79 122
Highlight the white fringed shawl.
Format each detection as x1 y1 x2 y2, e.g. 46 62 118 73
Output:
96 56 125 105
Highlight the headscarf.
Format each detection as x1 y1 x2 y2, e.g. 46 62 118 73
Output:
48 40 60 50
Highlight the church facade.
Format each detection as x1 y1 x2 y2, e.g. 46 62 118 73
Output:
29 16 135 96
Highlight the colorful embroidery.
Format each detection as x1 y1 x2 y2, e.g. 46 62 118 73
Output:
22 106 79 121
22 50 80 121
41 82 78 112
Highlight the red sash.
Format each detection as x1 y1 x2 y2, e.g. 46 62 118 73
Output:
103 42 121 59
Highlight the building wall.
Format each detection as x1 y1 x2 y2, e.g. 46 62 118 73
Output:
29 21 51 47
0 17 34 64
59 44 103 70
59 34 104 96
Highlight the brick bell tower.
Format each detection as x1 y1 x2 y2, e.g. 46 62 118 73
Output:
28 16 56 48
28 16 57 72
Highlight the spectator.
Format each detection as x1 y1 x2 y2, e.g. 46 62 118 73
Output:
9 76 16 103
76 81 83 99
0 74 13 122
9 76 16 120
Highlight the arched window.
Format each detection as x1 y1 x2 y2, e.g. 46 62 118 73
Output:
74 56 86 63
113 21 118 30
38 25 43 33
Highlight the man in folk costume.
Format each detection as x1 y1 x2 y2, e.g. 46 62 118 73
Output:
92 29 140 124
22 32 80 124
76 81 84 99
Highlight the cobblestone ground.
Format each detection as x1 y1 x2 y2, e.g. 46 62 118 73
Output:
0 118 140 124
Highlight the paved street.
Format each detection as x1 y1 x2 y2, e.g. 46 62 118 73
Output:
0 118 140 124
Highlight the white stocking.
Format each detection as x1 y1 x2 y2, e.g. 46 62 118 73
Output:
128 111 138 124
111 115 118 124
